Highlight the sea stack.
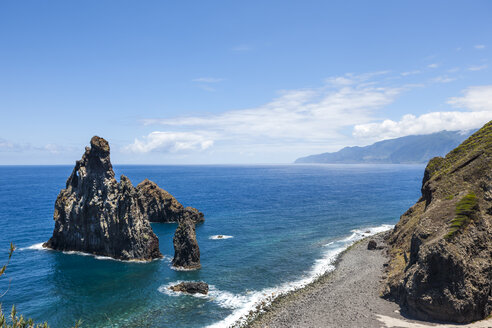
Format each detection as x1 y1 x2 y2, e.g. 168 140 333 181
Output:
137 179 204 224
43 136 162 261
172 216 201 270
383 121 492 323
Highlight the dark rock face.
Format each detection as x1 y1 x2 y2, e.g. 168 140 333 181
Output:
367 240 377 250
137 179 204 224
43 136 162 261
169 281 209 295
384 122 492 323
172 217 201 270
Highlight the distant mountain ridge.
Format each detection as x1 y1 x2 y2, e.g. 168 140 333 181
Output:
295 130 474 164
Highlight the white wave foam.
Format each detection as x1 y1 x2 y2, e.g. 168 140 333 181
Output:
209 235 234 240
158 282 252 309
203 223 393 328
19 243 46 251
170 265 200 271
20 243 162 263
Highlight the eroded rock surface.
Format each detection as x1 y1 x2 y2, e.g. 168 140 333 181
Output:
383 122 492 323
43 136 162 261
172 217 201 270
137 179 204 224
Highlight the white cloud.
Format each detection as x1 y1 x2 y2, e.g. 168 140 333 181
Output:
475 44 485 50
125 131 214 153
468 64 488 71
448 85 492 111
142 73 402 145
428 63 439 69
431 76 456 83
401 70 421 76
192 77 224 83
0 139 75 154
44 144 61 154
353 85 492 140
353 112 492 139
0 139 16 151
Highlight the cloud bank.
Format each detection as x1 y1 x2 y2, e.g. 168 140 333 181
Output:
130 73 402 155
354 85 492 139
126 68 492 162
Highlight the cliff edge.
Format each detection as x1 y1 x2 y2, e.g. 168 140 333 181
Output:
383 121 492 323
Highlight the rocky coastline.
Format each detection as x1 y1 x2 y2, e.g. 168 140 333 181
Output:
245 233 492 328
245 121 492 328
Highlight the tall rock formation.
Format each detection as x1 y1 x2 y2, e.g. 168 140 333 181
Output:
172 217 201 270
43 136 162 261
383 121 492 323
137 179 204 224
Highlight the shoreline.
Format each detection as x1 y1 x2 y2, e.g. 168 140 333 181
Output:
243 233 492 328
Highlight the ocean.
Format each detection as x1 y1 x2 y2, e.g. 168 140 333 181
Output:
0 164 423 327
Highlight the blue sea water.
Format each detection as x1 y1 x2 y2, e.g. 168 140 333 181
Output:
0 164 424 327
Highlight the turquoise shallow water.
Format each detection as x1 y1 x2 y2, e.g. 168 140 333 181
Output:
0 164 423 327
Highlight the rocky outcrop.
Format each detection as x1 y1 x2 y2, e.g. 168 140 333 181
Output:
169 281 209 295
137 179 204 224
383 121 492 323
172 217 201 270
367 240 377 250
43 136 162 261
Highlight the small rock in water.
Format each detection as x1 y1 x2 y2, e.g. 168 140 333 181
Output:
367 240 377 250
217 235 224 239
169 282 209 295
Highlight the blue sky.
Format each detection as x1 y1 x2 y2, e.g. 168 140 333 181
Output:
0 0 491 164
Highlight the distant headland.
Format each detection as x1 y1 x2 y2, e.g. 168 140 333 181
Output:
295 130 474 164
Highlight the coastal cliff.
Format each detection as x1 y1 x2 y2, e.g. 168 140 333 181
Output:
137 179 204 224
43 136 162 261
383 121 492 323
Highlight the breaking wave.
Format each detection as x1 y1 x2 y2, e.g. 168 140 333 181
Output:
199 224 394 327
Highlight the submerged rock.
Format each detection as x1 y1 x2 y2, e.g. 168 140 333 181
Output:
169 281 209 295
137 179 204 224
43 136 162 261
172 217 201 270
383 121 492 323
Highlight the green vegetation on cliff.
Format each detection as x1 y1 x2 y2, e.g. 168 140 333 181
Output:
428 121 492 179
445 192 478 239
